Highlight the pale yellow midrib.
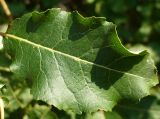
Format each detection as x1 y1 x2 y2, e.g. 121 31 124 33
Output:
5 34 146 79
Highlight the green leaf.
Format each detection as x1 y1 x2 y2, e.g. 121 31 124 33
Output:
1 82 32 111
2 8 158 113
23 104 57 119
114 95 160 119
104 112 122 119
128 44 159 63
0 50 11 72
85 111 106 119
1 78 33 118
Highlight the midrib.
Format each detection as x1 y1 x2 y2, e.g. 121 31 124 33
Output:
4 33 146 79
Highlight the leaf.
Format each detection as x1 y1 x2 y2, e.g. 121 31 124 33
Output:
0 76 33 118
0 50 11 72
2 8 158 113
85 111 106 119
84 111 122 119
0 49 11 89
114 95 160 119
128 44 159 63
104 111 122 119
23 104 57 119
1 81 33 111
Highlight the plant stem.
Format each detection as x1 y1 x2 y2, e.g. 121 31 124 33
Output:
0 98 4 119
0 67 10 72
0 0 12 21
0 32 6 37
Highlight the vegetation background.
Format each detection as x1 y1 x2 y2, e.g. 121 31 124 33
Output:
0 0 160 119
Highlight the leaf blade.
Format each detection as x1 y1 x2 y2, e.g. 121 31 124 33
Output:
3 8 158 113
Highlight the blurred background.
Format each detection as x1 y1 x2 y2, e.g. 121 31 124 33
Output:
0 0 160 119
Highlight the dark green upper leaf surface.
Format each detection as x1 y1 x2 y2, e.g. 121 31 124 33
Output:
3 8 158 113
